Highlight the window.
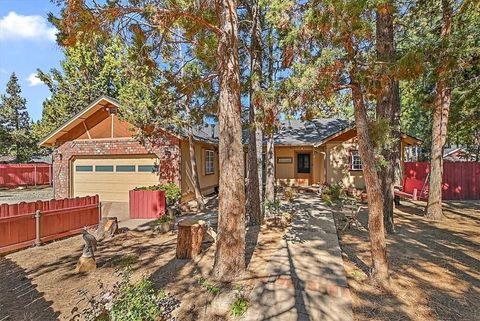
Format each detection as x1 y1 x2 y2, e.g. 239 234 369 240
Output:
277 157 293 164
116 165 135 172
76 165 93 172
205 150 214 175
138 165 158 173
297 154 311 173
95 165 114 172
351 150 363 170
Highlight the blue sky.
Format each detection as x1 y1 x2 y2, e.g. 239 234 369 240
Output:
0 0 62 121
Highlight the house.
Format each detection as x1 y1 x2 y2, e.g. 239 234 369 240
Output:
258 119 421 189
39 96 219 203
40 96 421 205
443 146 477 162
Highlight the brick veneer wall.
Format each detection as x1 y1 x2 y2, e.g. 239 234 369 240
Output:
53 137 181 199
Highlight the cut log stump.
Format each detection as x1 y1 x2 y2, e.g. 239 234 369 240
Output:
176 219 206 259
96 217 118 240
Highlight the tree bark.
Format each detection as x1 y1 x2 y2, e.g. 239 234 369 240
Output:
352 81 390 286
375 1 401 234
426 0 452 220
188 125 206 210
176 219 206 259
265 131 275 208
246 0 263 225
212 0 246 281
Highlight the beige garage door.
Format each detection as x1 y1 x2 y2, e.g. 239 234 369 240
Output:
72 155 160 202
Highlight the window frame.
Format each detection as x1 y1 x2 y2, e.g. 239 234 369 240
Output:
350 150 363 171
204 149 215 175
95 165 114 172
76 165 93 172
296 153 311 174
116 165 136 172
138 165 159 173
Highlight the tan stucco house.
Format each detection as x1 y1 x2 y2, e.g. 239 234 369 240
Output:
40 96 420 204
267 119 421 189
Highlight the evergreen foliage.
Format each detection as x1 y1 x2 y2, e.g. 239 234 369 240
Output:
0 73 35 162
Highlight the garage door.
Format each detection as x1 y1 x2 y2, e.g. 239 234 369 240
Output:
72 156 160 202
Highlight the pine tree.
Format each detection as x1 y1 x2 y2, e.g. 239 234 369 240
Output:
35 36 127 139
0 73 34 162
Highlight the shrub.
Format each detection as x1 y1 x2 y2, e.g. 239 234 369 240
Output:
284 188 296 203
135 183 181 206
322 193 333 207
72 269 179 321
110 276 161 321
230 285 248 317
154 215 173 224
329 182 343 201
197 277 220 295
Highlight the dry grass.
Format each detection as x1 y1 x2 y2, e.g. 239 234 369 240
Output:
334 200 480 321
0 221 285 321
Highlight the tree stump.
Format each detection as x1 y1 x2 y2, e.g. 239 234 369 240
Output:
96 217 118 240
176 219 206 259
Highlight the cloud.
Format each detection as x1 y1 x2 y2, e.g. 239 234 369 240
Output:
27 73 42 86
0 12 57 42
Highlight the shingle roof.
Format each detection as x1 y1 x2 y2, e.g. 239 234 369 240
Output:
243 118 351 146
274 118 350 145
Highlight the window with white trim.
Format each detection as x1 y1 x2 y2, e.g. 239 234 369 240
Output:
351 150 363 170
205 150 214 175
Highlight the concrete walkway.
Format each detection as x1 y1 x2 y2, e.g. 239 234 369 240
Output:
243 195 353 321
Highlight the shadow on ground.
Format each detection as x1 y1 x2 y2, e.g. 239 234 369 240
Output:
333 199 480 321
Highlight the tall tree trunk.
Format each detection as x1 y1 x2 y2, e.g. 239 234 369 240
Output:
265 131 275 208
246 0 263 225
352 81 390 286
213 0 246 281
376 1 401 234
187 124 206 210
426 0 452 220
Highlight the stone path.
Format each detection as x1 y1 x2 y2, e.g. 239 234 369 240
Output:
243 195 353 321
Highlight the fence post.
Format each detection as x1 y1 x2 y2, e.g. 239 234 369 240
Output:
34 165 37 187
35 210 42 246
98 201 102 221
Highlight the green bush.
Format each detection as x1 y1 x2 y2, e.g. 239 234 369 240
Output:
329 182 343 201
110 276 161 321
197 277 220 295
154 215 173 224
230 285 248 317
135 183 181 206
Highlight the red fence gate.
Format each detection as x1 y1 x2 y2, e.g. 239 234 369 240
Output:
0 164 52 188
404 162 480 200
0 195 100 254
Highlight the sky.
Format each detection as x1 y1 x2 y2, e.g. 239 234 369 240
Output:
0 0 63 122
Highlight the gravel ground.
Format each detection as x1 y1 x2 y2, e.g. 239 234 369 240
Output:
0 186 54 204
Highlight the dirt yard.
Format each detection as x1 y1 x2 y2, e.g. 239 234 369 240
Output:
0 186 53 204
334 200 480 321
0 217 285 321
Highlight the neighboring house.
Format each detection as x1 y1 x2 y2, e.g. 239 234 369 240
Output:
259 119 421 189
40 96 421 204
39 96 219 202
443 146 477 162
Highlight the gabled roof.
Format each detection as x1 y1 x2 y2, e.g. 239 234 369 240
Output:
39 96 219 147
39 96 121 147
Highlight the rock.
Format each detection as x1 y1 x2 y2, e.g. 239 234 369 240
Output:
75 256 96 273
210 289 236 317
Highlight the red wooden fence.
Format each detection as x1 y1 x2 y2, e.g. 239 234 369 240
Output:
0 195 100 254
0 164 52 188
404 162 480 200
129 190 166 219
